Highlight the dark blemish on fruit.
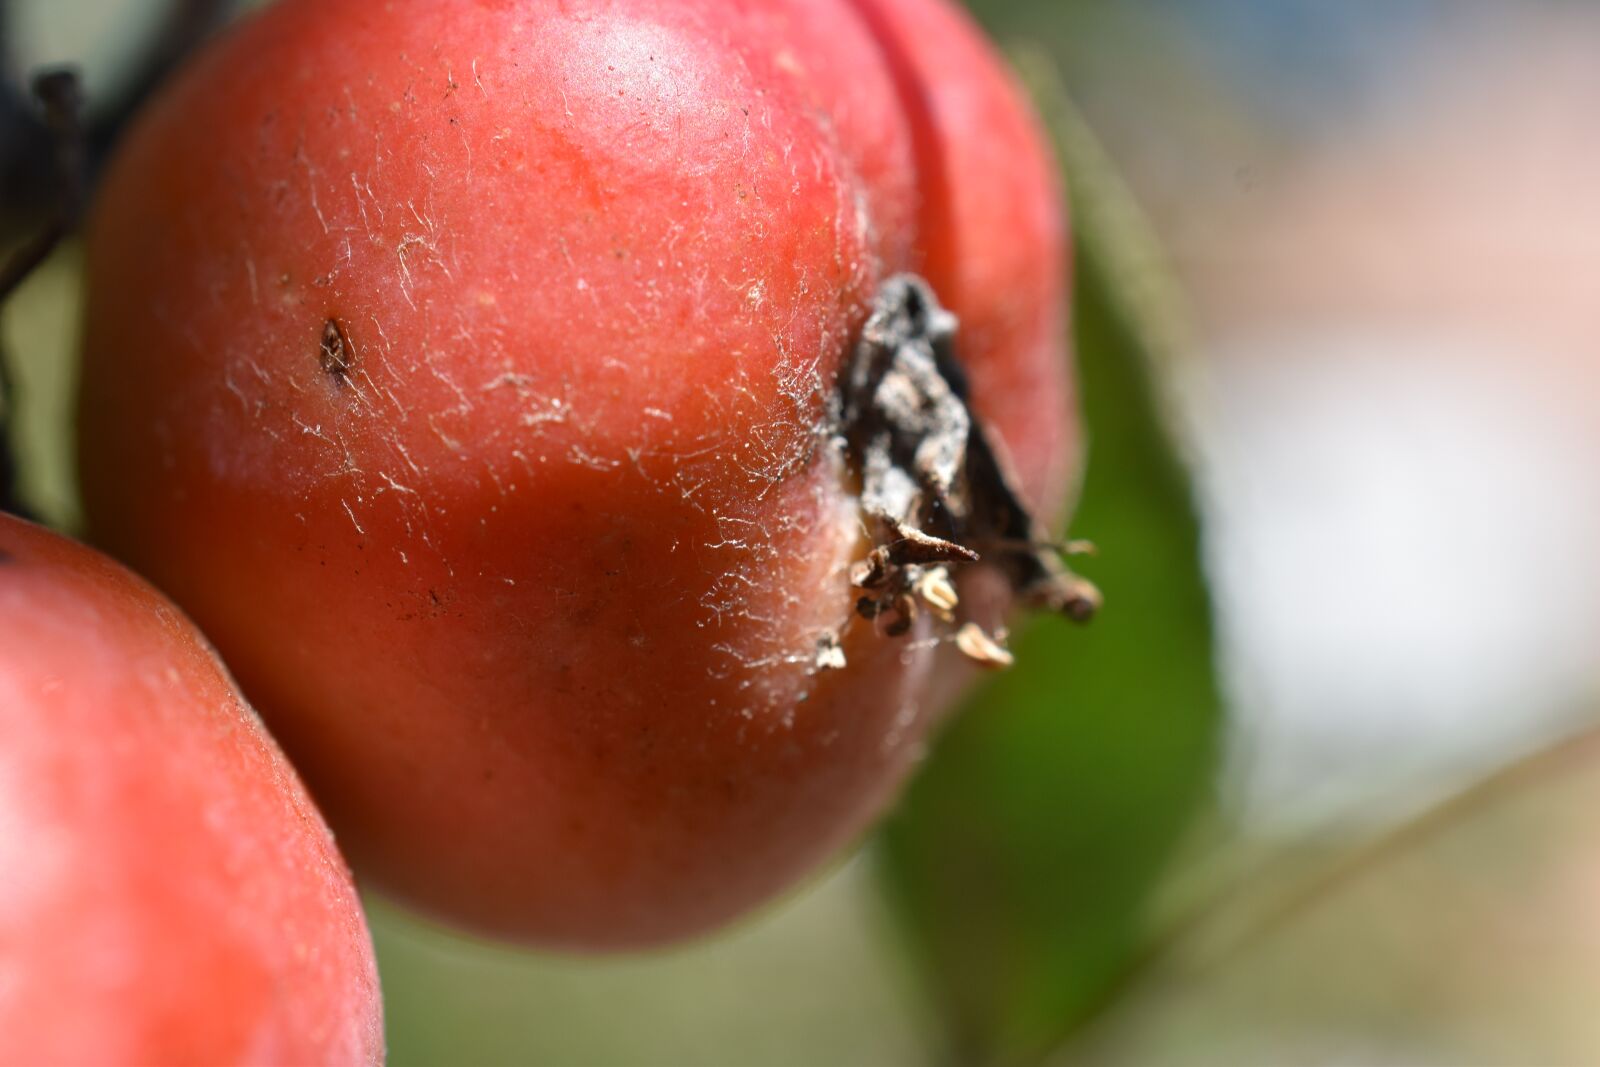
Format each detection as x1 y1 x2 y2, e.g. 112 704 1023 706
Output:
833 274 1101 666
319 318 355 384
0 548 13 564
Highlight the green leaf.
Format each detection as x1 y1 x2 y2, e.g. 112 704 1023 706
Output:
874 51 1224 1065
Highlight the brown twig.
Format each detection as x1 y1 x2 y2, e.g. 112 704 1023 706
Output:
0 68 84 519
0 0 232 221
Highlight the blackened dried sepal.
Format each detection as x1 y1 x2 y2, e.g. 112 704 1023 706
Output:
963 414 1102 622
837 274 1100 655
838 277 970 547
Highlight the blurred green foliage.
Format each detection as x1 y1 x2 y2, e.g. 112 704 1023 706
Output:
372 863 927 1067
874 55 1224 1065
1075 727 1600 1065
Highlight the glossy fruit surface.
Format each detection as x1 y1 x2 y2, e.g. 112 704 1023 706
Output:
78 0 1074 947
0 513 382 1063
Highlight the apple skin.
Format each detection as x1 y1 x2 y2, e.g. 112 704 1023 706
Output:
0 513 383 1064
77 0 1073 948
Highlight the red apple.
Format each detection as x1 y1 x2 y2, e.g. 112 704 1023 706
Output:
0 513 382 1064
77 0 1076 947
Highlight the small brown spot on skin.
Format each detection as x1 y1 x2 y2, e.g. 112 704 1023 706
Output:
319 318 355 384
0 548 13 564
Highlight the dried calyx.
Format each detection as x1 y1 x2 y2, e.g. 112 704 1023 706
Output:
826 274 1099 670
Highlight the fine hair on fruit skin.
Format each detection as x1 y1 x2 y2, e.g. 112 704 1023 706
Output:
77 0 1081 948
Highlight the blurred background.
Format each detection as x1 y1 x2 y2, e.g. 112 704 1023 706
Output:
6 0 1600 1063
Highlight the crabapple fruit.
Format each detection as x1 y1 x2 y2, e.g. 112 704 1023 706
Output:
0 513 382 1064
77 0 1084 947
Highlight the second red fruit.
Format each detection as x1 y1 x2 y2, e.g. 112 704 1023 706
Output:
78 0 1077 948
0 514 382 1064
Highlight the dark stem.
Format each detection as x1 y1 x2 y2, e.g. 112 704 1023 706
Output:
0 0 233 223
0 0 233 519
0 68 84 521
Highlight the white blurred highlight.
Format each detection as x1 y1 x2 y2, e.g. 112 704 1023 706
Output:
1179 5 1600 831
